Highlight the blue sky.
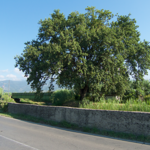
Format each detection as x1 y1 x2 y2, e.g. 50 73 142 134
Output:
0 0 150 83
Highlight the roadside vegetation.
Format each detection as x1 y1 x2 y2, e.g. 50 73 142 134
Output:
1 87 150 112
79 97 150 112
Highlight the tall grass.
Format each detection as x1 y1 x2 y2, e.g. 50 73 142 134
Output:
79 97 150 112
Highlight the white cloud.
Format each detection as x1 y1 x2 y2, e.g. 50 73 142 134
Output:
14 68 23 74
6 74 17 78
0 73 22 81
0 75 4 78
6 74 22 81
11 78 22 81
0 69 9 72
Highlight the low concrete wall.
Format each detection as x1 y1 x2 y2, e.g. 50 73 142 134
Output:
8 103 150 137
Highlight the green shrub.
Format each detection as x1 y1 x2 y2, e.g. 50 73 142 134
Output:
0 94 16 112
122 89 137 103
0 102 8 112
4 92 12 96
0 95 16 103
51 89 75 106
144 95 150 105
74 94 80 101
80 97 90 106
0 88 4 99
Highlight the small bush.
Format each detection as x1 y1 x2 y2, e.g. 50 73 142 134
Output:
51 89 75 106
1 95 16 103
4 92 12 96
0 88 4 98
144 95 150 105
79 97 90 106
0 102 8 112
122 89 137 103
74 94 80 101
0 95 16 112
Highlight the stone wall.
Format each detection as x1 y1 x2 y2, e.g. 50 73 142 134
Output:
8 103 150 137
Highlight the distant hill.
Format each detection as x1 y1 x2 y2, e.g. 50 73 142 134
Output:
0 80 69 93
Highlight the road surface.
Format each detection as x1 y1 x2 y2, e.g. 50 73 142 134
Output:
0 115 150 150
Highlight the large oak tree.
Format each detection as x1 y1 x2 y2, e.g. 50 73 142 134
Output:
14 7 150 101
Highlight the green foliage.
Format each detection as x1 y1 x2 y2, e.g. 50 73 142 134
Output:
141 80 150 96
14 7 150 102
0 102 8 112
0 88 3 98
122 89 137 103
4 92 12 96
121 79 150 103
144 95 150 105
80 98 90 106
0 95 16 112
74 94 80 101
51 89 75 106
1 95 16 103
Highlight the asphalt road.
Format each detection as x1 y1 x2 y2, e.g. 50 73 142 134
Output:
0 115 150 150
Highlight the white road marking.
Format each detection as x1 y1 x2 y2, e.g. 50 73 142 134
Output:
0 134 39 150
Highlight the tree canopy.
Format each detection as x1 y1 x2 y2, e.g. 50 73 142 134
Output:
14 6 150 101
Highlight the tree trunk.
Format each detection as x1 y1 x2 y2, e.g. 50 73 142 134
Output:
79 84 89 101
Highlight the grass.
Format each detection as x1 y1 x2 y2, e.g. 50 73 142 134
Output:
1 92 150 144
79 97 150 112
19 98 52 106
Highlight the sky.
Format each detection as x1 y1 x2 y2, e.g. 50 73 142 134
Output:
0 0 150 85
